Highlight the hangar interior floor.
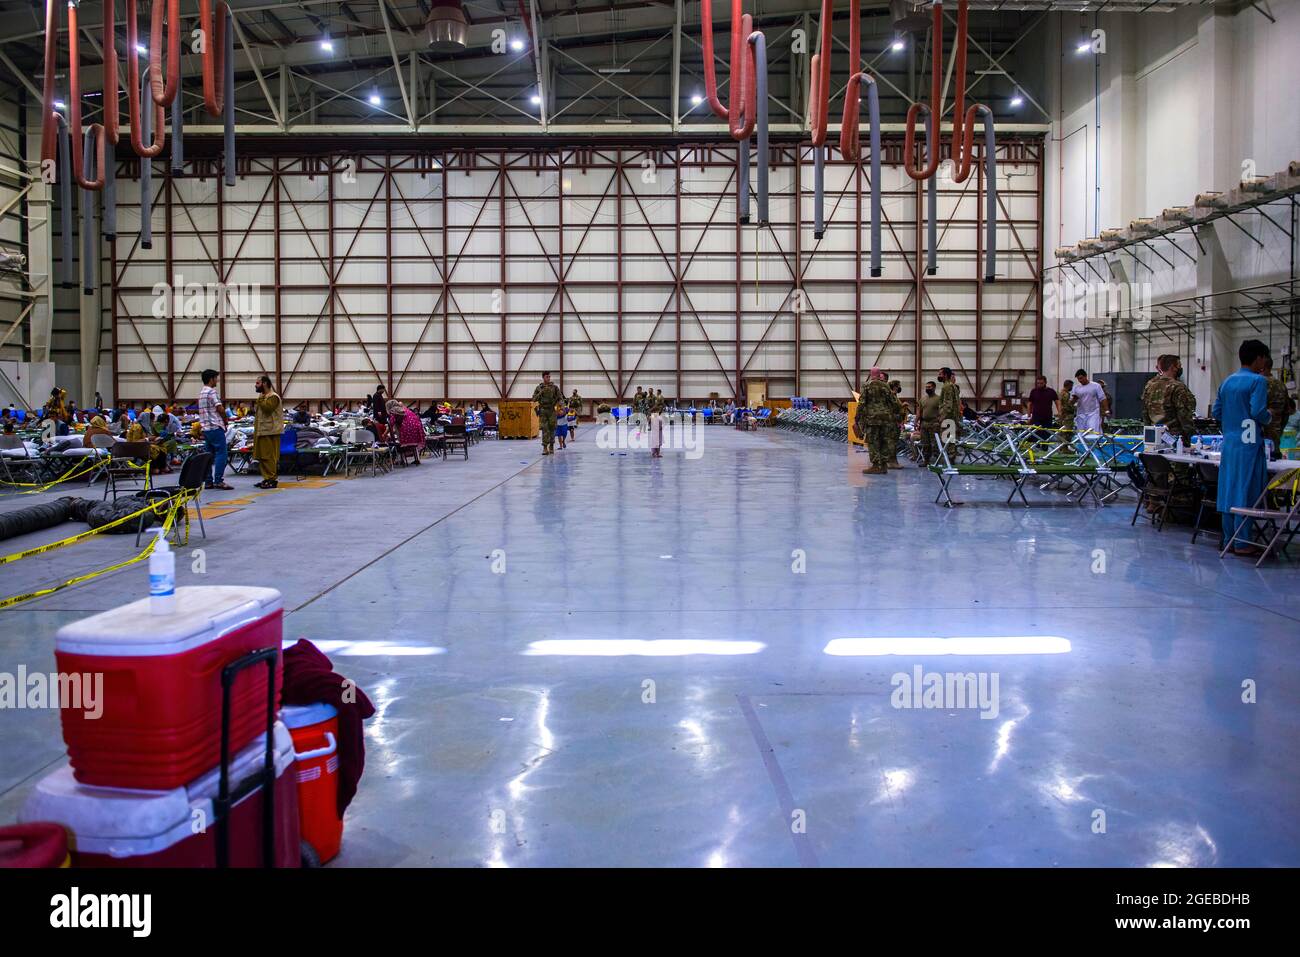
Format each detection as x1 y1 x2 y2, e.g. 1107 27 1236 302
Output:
1 425 1297 866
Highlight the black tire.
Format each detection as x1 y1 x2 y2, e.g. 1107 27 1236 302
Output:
300 840 321 869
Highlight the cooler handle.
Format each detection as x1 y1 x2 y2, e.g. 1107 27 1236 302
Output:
294 732 337 762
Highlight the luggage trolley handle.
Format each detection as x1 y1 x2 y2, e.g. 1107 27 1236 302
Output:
215 646 279 869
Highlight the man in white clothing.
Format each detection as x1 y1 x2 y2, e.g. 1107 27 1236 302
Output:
1072 369 1108 433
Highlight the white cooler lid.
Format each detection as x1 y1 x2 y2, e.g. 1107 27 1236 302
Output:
281 702 338 728
20 722 294 858
55 585 283 657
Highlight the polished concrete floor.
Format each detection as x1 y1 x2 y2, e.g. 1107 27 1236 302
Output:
1 424 1297 866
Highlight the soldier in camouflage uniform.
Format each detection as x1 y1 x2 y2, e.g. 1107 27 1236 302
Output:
532 371 564 454
856 369 901 474
884 380 907 467
1262 358 1294 456
937 367 961 457
1140 355 1197 445
1058 380 1076 432
918 380 943 465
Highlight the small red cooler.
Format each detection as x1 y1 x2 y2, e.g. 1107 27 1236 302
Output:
283 703 344 864
20 722 301 868
0 823 70 868
55 586 283 789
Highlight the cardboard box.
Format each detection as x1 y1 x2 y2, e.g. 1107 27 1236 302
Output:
499 401 539 439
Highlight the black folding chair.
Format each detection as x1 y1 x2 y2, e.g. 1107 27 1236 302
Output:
1131 453 1189 531
103 441 154 500
441 417 469 461
135 451 212 546
1190 462 1219 545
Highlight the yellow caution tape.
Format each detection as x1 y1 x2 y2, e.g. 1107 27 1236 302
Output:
0 489 187 566
1266 467 1300 504
0 456 108 493
0 491 193 609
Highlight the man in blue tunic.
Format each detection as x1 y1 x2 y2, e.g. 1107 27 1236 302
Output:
1212 339 1272 555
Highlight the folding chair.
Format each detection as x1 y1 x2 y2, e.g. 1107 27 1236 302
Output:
345 429 382 477
0 434 46 485
1131 453 1189 530
1190 462 1219 545
135 452 212 547
441 417 469 461
103 441 154 500
1219 468 1300 567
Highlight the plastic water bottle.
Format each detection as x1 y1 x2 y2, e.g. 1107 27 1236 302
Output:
149 530 175 615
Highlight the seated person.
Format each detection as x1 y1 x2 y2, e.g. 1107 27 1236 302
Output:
125 420 168 470
82 415 114 448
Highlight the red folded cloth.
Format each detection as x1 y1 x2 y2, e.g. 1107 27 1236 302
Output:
281 639 376 816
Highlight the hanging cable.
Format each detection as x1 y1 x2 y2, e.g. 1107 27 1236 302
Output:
946 0 997 280
808 0 832 239
902 2 942 182
700 0 765 224
39 0 59 179
56 112 75 287
102 0 118 238
140 64 154 249
65 1 105 190
838 0 881 276
975 105 996 282
222 3 234 186
900 0 996 281
125 0 173 157
198 1 235 185
80 131 96 295
199 1 227 116
170 86 184 172
747 31 767 225
841 74 882 278
924 110 937 275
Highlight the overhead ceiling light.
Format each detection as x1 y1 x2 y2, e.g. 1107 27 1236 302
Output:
530 93 541 105
891 38 905 52
320 37 334 53
53 99 65 109
1010 92 1024 107
598 67 630 75
425 0 468 52
511 38 525 52
690 93 703 105
1077 41 1092 54
368 92 382 106
135 44 147 55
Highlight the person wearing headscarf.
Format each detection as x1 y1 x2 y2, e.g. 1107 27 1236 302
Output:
124 419 167 469
387 399 426 456
82 415 113 448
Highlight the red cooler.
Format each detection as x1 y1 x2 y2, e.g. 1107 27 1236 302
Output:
20 722 301 868
283 702 344 864
0 823 70 868
55 586 283 789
